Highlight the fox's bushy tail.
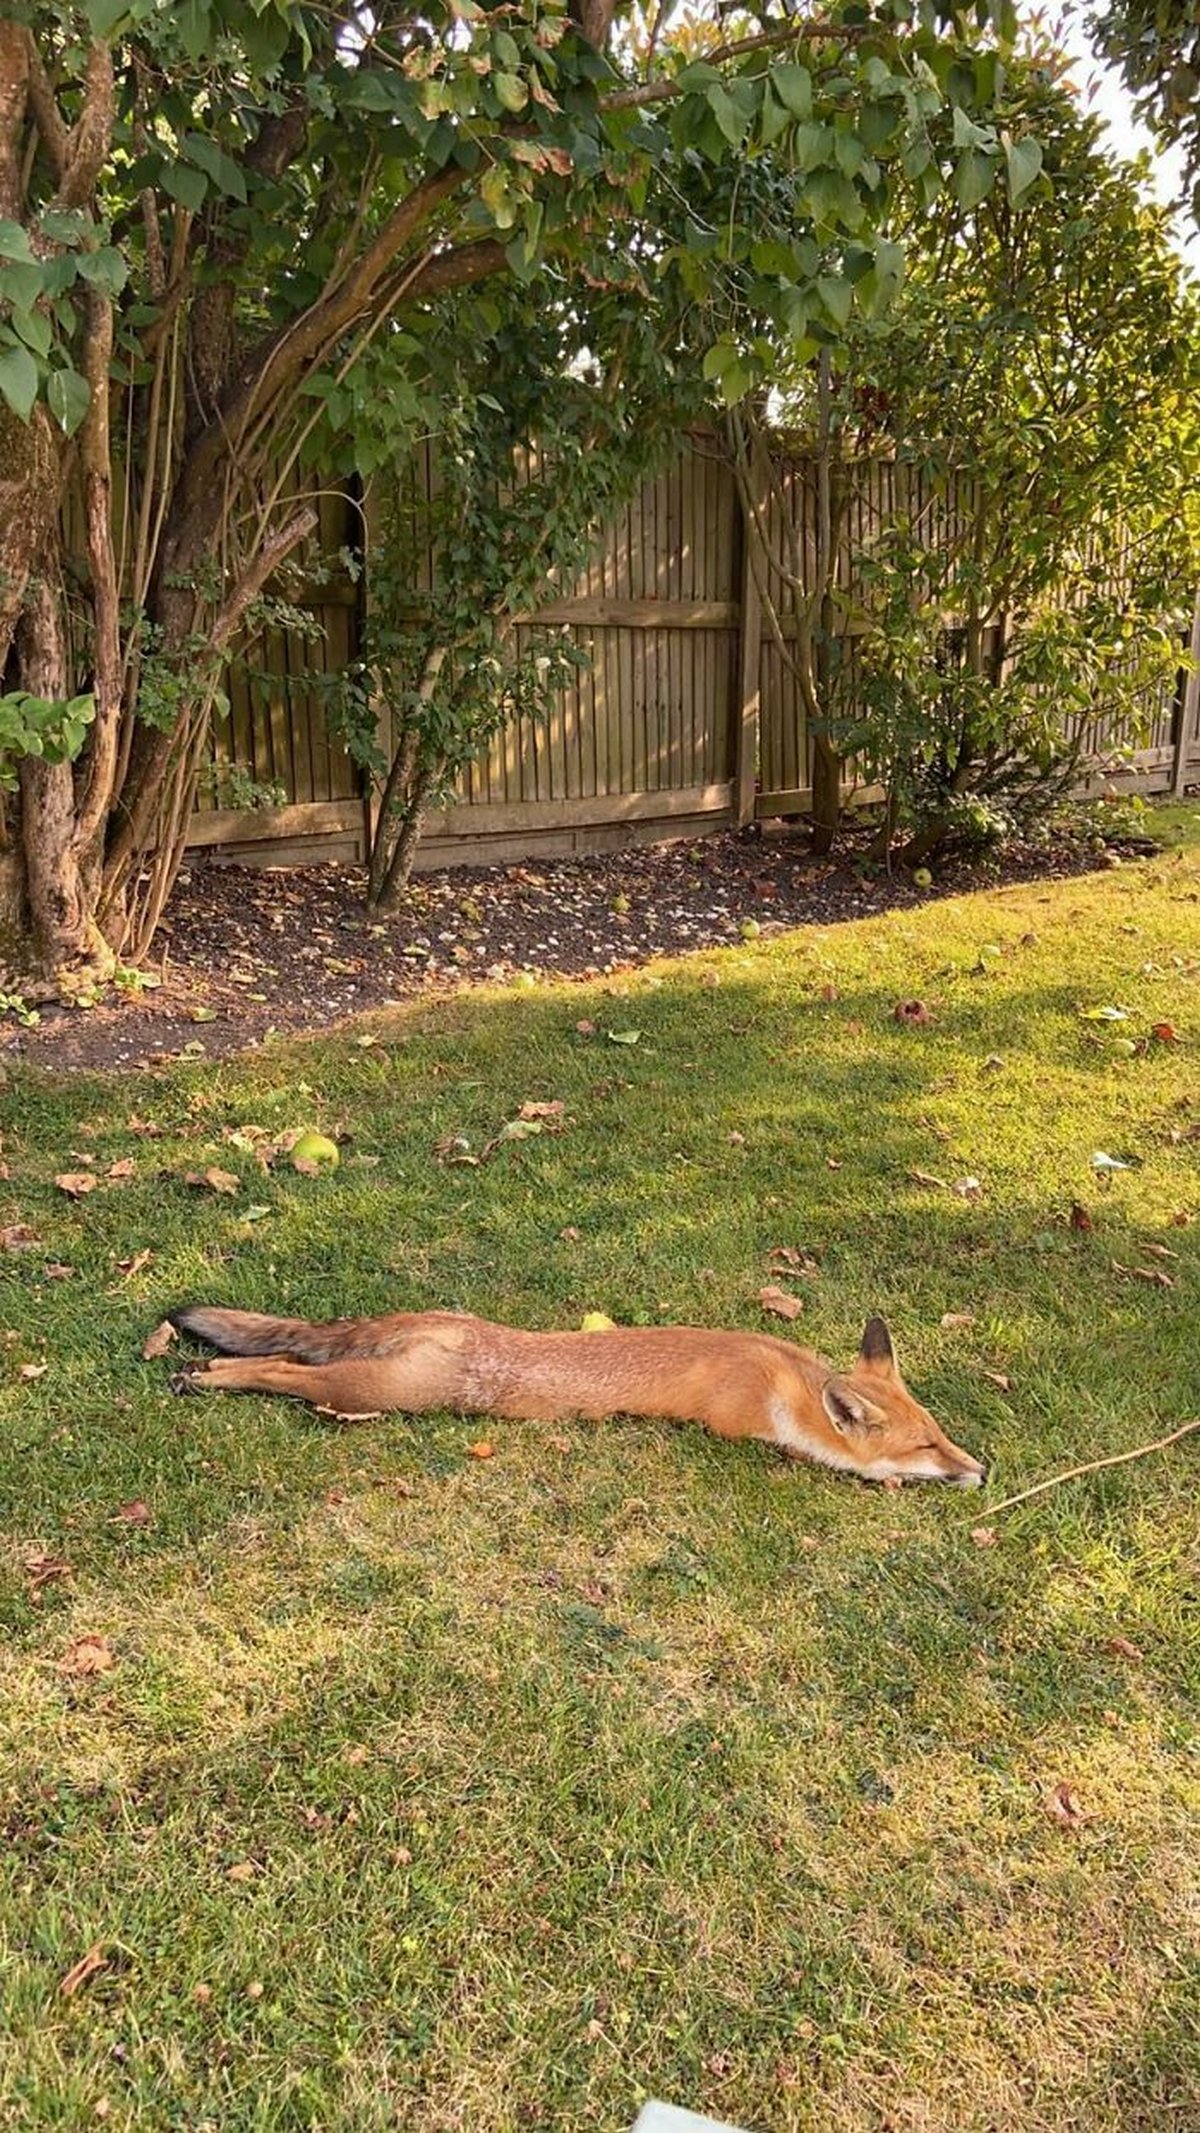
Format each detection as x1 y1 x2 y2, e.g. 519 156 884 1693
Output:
168 1304 385 1363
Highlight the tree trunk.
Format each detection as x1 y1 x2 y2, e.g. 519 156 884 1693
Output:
14 563 93 973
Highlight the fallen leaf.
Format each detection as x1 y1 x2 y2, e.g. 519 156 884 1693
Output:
142 1320 177 1360
982 1054 1004 1072
1103 1635 1144 1663
559 1225 581 1242
880 1474 903 1492
58 1944 108 1998
106 1157 136 1180
606 1028 642 1046
981 1370 1012 1392
189 1005 218 1024
184 1167 240 1196
44 1261 74 1280
971 1527 998 1548
727 1129 745 1146
894 999 931 1025
768 1246 820 1278
1170 1210 1193 1227
60 1634 116 1677
819 982 839 1002
825 1156 843 1170
519 1099 565 1120
1043 1782 1093 1832
127 1116 163 1136
1091 1151 1130 1173
108 1499 151 1527
54 1172 97 1198
580 1311 616 1332
433 1133 477 1165
1151 1022 1179 1043
575 1019 596 1036
1110 1260 1174 1288
953 1176 983 1200
2 1223 40 1252
1079 1005 1130 1022
19 1361 48 1380
547 1435 573 1453
466 1440 495 1459
940 1312 976 1329
26 1551 71 1596
907 1168 948 1190
1141 1243 1178 1261
759 1284 804 1322
1069 1203 1094 1233
225 1860 258 1883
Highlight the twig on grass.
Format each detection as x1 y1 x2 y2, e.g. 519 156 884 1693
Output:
976 1418 1200 1521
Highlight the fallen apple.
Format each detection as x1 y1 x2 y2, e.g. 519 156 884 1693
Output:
291 1131 340 1171
912 867 933 889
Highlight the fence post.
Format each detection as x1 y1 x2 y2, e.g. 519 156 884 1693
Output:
733 453 768 828
1173 586 1200 797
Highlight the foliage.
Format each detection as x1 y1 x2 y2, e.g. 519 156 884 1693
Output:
1087 0 1200 213
1 0 1024 973
0 688 94 789
770 62 1200 859
328 282 705 904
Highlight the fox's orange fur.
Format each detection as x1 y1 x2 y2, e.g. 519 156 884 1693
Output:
167 1304 985 1487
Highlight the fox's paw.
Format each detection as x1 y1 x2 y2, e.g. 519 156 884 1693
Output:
168 1364 211 1397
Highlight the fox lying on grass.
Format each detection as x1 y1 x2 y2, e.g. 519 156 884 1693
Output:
168 1303 986 1487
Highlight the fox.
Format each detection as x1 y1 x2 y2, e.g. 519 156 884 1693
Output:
166 1302 986 1488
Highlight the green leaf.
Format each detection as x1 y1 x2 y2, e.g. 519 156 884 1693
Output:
706 84 751 149
770 63 812 122
11 308 52 358
0 344 39 422
794 122 831 172
160 161 209 212
77 246 128 296
759 87 792 149
1006 136 1044 205
952 147 999 211
0 260 47 311
182 133 248 203
85 0 131 31
701 339 739 381
817 275 853 329
47 367 91 438
0 221 33 264
493 73 528 114
953 106 995 151
175 0 212 64
38 208 92 245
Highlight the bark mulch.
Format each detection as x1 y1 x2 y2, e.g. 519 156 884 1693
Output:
3 822 1132 1076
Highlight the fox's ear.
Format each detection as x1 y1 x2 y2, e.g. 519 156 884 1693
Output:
858 1316 896 1375
822 1380 881 1437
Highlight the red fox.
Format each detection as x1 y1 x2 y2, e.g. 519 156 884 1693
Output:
167 1304 986 1487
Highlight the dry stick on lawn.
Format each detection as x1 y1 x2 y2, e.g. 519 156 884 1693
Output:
976 1418 1200 1521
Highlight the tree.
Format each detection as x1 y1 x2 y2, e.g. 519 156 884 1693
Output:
1086 0 1200 213
759 60 1200 860
0 0 1020 981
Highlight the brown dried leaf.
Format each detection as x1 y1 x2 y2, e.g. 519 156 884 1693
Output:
759 1284 804 1322
27 1551 71 1595
1 1223 40 1252
291 1155 321 1177
558 1225 581 1242
466 1439 496 1459
1141 1243 1178 1262
118 1249 154 1281
44 1261 74 1280
60 1633 116 1677
971 1527 998 1548
107 1156 136 1181
58 1944 108 1998
907 1168 948 1191
184 1167 240 1196
225 1860 258 1883
940 1312 976 1330
108 1499 151 1527
127 1115 164 1136
1103 1635 1144 1663
1110 1260 1173 1288
982 1370 1012 1392
819 982 839 1002
55 1172 98 1198
19 1361 48 1380
768 1246 820 1278
1043 1782 1093 1832
519 1099 565 1120
142 1320 177 1360
894 999 931 1025
1069 1203 1094 1233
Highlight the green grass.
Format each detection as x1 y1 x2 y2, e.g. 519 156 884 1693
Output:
2 806 1199 2133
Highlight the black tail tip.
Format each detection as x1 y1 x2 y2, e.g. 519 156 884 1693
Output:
167 1303 217 1340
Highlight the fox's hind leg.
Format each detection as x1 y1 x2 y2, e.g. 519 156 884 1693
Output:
173 1353 405 1419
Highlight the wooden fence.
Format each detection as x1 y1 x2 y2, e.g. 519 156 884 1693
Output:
189 439 1200 870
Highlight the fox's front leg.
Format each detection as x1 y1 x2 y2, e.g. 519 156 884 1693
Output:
173 1354 402 1420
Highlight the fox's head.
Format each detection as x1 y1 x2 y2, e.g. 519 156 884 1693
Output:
820 1317 986 1487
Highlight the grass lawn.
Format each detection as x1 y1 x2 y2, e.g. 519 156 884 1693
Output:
2 809 1198 2133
